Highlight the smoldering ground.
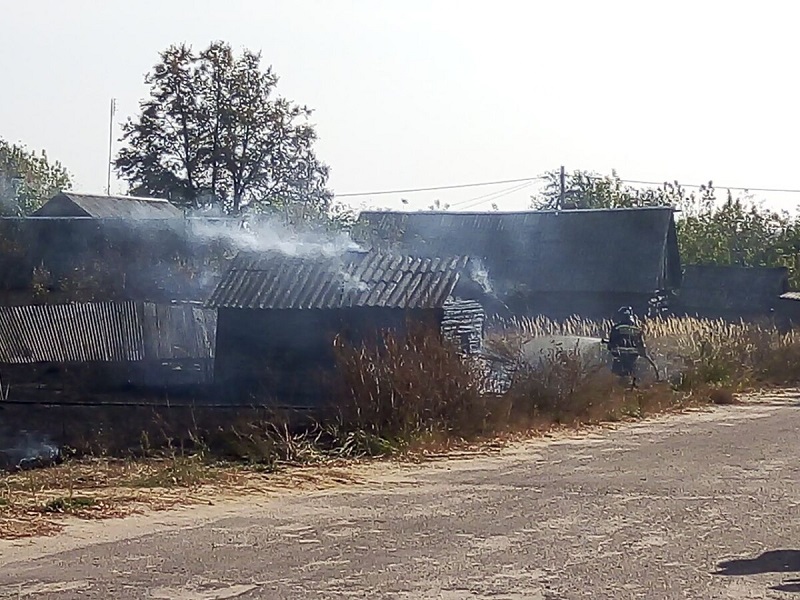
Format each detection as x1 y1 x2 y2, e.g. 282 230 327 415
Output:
0 429 60 472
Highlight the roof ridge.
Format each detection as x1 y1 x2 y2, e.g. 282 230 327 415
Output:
65 192 173 204
358 206 677 216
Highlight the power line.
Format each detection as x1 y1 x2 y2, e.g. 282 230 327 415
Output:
582 174 800 194
456 181 536 210
336 176 545 198
0 399 301 409
616 178 800 194
336 173 800 200
448 180 535 208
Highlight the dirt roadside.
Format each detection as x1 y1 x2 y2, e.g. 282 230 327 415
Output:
2 388 795 577
0 388 711 543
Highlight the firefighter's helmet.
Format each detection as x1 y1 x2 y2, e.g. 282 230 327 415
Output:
616 306 635 323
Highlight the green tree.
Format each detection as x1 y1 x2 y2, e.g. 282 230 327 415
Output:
531 168 698 210
115 41 332 217
0 138 71 216
677 192 800 287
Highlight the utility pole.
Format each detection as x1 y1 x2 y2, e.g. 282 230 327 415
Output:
558 165 566 209
106 98 116 195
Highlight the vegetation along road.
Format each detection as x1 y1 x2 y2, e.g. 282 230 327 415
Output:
2 392 800 599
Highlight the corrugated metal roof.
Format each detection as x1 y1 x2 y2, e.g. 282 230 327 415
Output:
354 208 681 294
0 302 215 364
33 193 183 219
206 251 468 310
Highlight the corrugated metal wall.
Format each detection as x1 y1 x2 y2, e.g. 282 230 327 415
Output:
0 302 142 363
0 302 215 364
0 302 217 388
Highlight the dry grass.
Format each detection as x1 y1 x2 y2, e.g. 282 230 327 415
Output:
0 454 374 540
331 325 489 448
490 314 800 390
329 319 730 447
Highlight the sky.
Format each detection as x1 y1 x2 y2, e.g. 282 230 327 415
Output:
1 0 799 213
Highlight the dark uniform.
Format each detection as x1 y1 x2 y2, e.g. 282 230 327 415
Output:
607 307 646 381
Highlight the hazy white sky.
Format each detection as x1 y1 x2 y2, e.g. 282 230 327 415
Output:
1 0 799 212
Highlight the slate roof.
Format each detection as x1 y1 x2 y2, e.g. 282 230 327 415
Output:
206 250 468 310
32 192 183 219
677 264 789 311
354 208 682 294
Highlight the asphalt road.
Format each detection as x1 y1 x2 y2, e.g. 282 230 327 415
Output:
2 392 800 599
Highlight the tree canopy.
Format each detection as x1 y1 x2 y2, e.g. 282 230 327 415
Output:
532 169 698 210
532 168 800 287
115 41 332 217
0 138 71 216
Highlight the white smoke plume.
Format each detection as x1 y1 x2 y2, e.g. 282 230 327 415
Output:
184 214 370 298
188 215 362 258
469 258 494 295
339 269 369 294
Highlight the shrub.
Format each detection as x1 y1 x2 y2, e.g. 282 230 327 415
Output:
331 324 488 444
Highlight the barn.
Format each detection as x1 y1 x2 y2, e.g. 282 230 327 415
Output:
206 250 484 407
354 207 682 320
673 264 789 322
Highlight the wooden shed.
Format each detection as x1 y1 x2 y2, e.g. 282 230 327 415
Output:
206 250 484 408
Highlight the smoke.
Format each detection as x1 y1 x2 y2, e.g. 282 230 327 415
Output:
101 214 367 304
0 430 60 472
180 215 377 303
338 269 369 294
188 215 362 259
468 258 494 295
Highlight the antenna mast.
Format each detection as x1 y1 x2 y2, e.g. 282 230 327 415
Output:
106 98 116 195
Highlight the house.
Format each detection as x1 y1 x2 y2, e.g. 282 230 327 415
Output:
206 250 485 407
32 192 183 219
354 207 682 320
0 301 216 393
673 264 789 322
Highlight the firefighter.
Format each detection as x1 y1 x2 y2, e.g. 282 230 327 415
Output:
605 306 647 386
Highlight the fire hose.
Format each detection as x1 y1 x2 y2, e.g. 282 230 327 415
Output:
642 354 661 381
